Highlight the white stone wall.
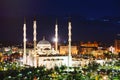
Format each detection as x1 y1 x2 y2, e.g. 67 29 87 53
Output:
38 56 68 69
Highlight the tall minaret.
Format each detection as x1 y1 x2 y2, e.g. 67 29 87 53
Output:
68 21 72 67
33 18 37 67
33 18 37 51
23 18 27 64
55 20 58 51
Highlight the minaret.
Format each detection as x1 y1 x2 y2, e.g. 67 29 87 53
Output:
33 18 37 51
68 21 72 67
55 20 58 52
33 18 37 67
23 18 27 64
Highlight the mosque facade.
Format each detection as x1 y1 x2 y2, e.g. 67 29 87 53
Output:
23 18 72 68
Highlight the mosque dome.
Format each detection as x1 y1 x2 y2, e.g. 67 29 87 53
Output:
37 37 51 53
38 39 50 45
37 37 51 46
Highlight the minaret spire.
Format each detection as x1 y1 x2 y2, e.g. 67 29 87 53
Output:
33 17 37 51
24 17 26 24
68 20 72 67
23 17 27 64
33 17 37 68
55 19 58 52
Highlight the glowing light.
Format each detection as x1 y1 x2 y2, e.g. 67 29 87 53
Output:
53 37 58 42
103 76 107 80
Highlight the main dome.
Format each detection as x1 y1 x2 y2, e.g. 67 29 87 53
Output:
38 39 50 44
37 37 52 55
37 37 50 45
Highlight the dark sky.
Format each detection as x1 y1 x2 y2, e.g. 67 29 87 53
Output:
0 0 120 45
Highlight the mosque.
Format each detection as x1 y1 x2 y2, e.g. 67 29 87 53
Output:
23 18 73 68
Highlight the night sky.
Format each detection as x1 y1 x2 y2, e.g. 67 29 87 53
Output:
0 0 120 45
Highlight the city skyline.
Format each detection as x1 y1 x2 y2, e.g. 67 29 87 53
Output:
0 0 120 45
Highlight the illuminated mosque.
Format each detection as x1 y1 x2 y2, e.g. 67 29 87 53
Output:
22 18 73 68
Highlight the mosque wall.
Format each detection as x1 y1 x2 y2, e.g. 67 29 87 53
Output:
38 56 68 69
